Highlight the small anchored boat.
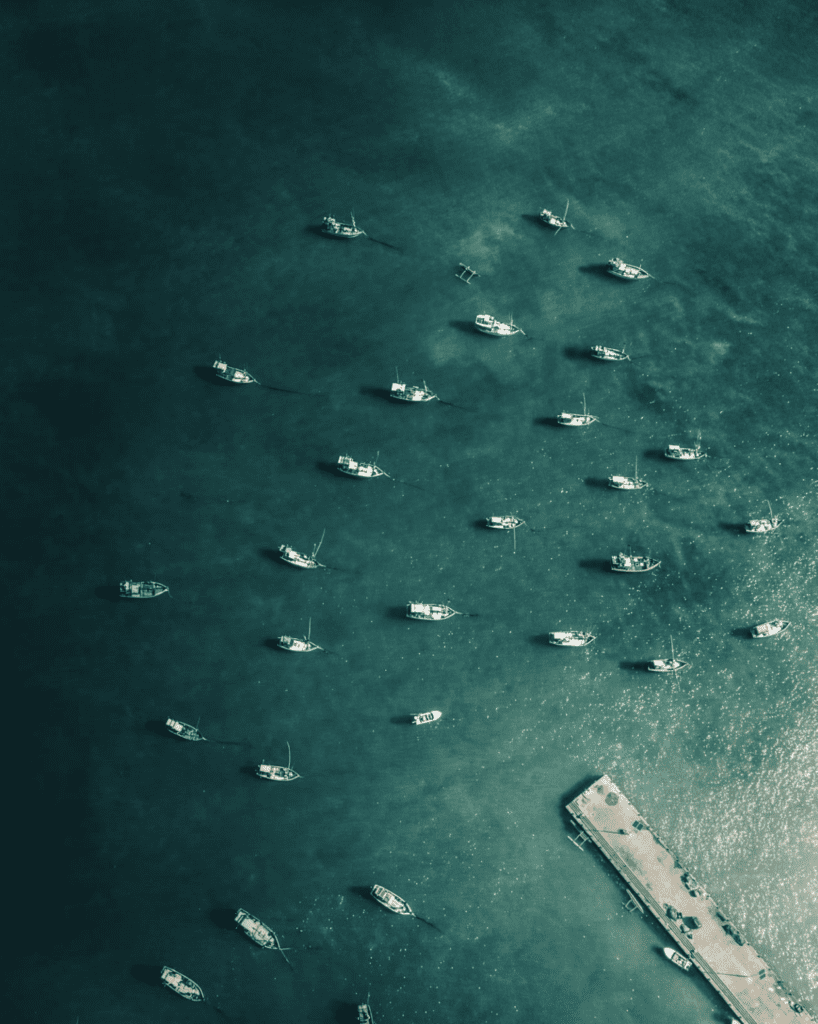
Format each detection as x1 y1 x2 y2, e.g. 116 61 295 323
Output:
411 710 442 725
279 530 326 569
234 909 292 963
751 619 790 638
212 359 258 384
608 459 647 490
557 393 598 426
371 884 414 916
607 258 651 280
485 516 525 530
277 618 323 652
590 345 629 361
611 553 660 572
665 432 706 460
161 967 205 1002
540 200 573 233
256 741 300 781
390 369 437 403
745 501 782 534
474 314 525 337
647 637 688 673
406 603 462 621
663 948 692 972
548 631 595 646
358 996 377 1024
321 213 365 238
337 454 388 478
119 580 169 598
166 718 206 741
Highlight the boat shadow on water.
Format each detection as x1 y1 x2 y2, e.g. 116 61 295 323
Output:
579 263 626 279
348 885 376 902
579 559 610 574
145 719 171 737
619 660 653 671
731 626 756 639
390 714 417 725
642 448 669 461
94 585 121 602
331 1000 361 1024
584 477 613 489
359 385 393 402
210 908 239 930
720 522 748 535
449 319 478 334
131 965 163 987
529 634 556 646
194 365 236 387
563 346 590 361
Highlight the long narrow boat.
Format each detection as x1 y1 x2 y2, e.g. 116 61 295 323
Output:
390 370 437 403
119 580 169 598
557 393 598 426
234 909 292 963
371 884 414 916
607 258 651 280
277 619 323 652
212 359 257 384
161 967 205 1001
256 741 300 781
321 213 366 238
411 710 442 725
590 345 629 361
406 603 461 621
165 718 206 741
485 516 525 530
663 948 692 972
647 637 688 672
278 530 326 569
337 454 388 478
474 314 525 337
608 459 647 490
745 501 782 534
750 619 790 638
548 631 595 646
611 553 660 573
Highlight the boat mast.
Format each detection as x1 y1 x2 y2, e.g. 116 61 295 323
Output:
312 529 326 559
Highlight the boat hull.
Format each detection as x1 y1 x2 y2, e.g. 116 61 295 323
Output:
411 710 442 724
750 620 789 638
590 347 629 361
663 948 692 971
607 477 645 490
161 967 205 1001
235 909 279 948
647 660 689 672
371 885 413 915
548 632 595 646
406 604 455 620
486 517 524 530
119 580 168 598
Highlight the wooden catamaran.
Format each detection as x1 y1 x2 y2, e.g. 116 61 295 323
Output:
165 718 206 741
279 530 326 569
119 580 169 598
371 885 414 916
337 454 388 478
557 393 598 426
607 258 651 280
256 741 300 781
474 314 525 337
234 909 292 963
161 967 204 1001
321 213 365 238
608 459 647 490
277 619 323 652
212 359 258 384
745 501 782 534
540 200 573 233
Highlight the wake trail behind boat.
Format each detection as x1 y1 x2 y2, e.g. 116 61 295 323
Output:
437 400 472 411
366 235 403 252
414 915 444 933
258 383 317 396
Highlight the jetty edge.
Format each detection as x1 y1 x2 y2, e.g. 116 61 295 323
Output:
566 776 813 1024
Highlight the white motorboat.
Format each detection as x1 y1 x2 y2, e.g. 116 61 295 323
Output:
256 741 300 781
279 530 326 569
411 710 442 725
321 213 365 238
751 619 790 638
212 359 257 384
406 603 461 621
590 346 629 361
608 459 646 490
165 718 206 741
607 258 651 280
611 553 660 572
337 454 388 478
745 501 782 534
119 580 169 598
161 967 204 1001
548 631 595 646
371 885 414 916
474 314 525 337
557 393 598 426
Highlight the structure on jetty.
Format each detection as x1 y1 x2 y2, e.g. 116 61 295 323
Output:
566 776 813 1024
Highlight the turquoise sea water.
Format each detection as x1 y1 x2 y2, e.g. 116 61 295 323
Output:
4 1 817 1022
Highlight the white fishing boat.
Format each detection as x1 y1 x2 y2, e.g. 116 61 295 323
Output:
590 345 629 361
321 213 365 238
474 314 525 337
665 433 706 460
745 501 782 534
358 996 376 1024
161 967 205 1002
411 710 442 725
390 370 437 402
611 553 660 572
557 393 598 426
371 884 414 916
548 631 595 646
663 948 692 972
165 718 206 741
278 530 326 569
608 459 647 490
337 454 388 478
277 619 323 652
406 603 461 621
540 200 573 233
256 741 300 781
647 637 688 672
607 258 651 280
212 359 257 384
751 619 790 638
119 580 169 598
485 516 525 530
234 909 292 963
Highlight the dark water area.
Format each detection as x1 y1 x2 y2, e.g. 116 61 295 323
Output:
3 1 817 1021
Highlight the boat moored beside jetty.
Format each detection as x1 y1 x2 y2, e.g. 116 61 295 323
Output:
161 967 204 1002
751 619 790 638
474 314 525 337
664 947 692 972
166 718 206 741
119 580 168 598
590 346 629 361
337 454 388 478
371 885 414 916
212 359 257 384
607 258 651 280
411 710 442 725
406 603 461 621
548 631 595 646
611 553 660 572
322 213 365 238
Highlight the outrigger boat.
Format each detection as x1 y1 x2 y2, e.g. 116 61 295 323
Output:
119 580 169 598
406 603 462 621
279 530 326 569
390 369 437 403
161 967 205 1002
665 432 706 460
751 619 790 638
371 884 414 916
277 618 323 652
540 200 573 233
647 638 689 673
745 501 782 534
548 631 595 646
474 314 525 337
358 996 376 1024
212 359 257 384
256 741 300 781
608 459 647 490
321 213 365 238
611 553 660 572
337 454 388 478
663 948 692 972
166 718 206 741
234 909 292 963
557 393 598 426
607 258 651 280
485 516 525 530
411 710 442 725
590 345 629 361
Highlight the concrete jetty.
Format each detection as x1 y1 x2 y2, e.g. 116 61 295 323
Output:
566 776 814 1024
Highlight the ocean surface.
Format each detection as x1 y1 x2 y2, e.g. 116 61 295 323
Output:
4 1 817 1022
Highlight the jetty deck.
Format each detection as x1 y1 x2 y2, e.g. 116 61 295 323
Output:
566 776 813 1024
